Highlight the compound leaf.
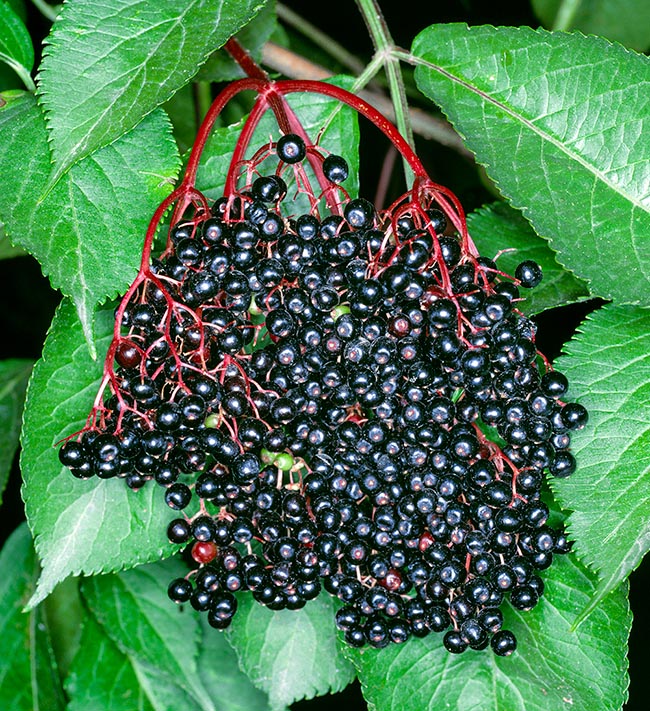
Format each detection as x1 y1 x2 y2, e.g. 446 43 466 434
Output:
226 595 355 711
0 92 179 351
38 0 269 173
551 303 650 615
21 299 179 608
412 25 650 305
351 554 630 711
0 358 32 505
467 201 590 315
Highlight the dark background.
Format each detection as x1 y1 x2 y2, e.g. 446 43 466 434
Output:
0 1 646 709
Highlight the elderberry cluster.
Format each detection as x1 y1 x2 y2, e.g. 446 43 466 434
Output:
58 132 587 655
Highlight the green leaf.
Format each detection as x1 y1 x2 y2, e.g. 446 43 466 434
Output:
0 1 35 91
77 562 275 711
163 83 199 157
351 554 630 711
7 0 27 22
551 303 650 616
467 201 591 314
198 0 277 82
0 92 179 350
0 221 27 258
67 603 202 711
226 595 355 711
20 299 179 608
197 615 273 711
66 615 157 711
38 0 269 173
131 659 205 711
0 62 22 90
0 358 32 504
532 0 650 52
194 76 360 216
82 558 214 711
0 524 65 711
412 25 650 305
43 576 85 681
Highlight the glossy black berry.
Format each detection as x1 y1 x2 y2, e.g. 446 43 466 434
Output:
252 175 288 203
167 518 191 544
491 629 517 656
59 440 88 468
277 133 306 163
168 577 192 603
560 402 589 430
323 154 349 183
165 483 192 510
443 629 468 654
515 260 543 288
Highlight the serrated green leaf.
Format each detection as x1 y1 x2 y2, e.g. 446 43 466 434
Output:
0 524 66 711
20 299 179 608
0 92 179 350
226 595 355 711
532 0 650 51
0 221 27 258
0 1 34 90
412 25 650 305
0 358 32 504
38 0 269 173
198 0 277 82
551 303 650 616
351 554 630 711
194 76 360 216
82 558 214 711
66 615 158 711
467 201 590 315
198 614 273 711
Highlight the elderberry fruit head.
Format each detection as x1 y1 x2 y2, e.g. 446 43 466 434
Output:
58 117 585 658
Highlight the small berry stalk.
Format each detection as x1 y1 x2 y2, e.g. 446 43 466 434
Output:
58 39 587 655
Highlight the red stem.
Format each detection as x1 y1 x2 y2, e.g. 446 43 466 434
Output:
181 75 470 245
224 38 269 82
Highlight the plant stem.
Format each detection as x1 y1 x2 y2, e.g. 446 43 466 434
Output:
262 42 470 157
194 81 212 125
354 0 415 186
276 3 366 76
552 0 583 31
5 59 36 93
30 0 60 22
